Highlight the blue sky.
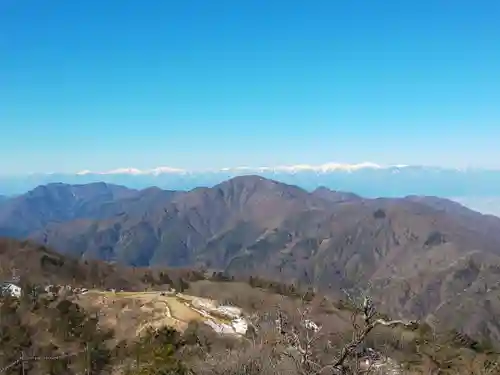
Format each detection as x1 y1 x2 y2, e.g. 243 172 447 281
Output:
1 0 499 174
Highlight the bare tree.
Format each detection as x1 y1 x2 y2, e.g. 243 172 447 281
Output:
269 292 418 375
189 289 418 375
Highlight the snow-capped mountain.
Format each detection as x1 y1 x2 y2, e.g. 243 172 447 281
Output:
76 162 389 175
1 162 500 216
76 166 187 176
0 162 496 192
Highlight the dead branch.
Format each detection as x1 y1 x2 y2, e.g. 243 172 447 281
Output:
273 291 417 375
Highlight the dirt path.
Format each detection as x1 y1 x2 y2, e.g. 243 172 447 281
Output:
135 299 179 335
164 301 172 318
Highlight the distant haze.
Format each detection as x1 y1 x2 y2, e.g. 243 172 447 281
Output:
452 197 500 217
0 163 499 217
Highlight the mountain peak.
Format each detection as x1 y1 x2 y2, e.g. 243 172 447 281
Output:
312 186 362 202
217 174 302 191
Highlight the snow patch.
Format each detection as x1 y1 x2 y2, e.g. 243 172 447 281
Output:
232 317 248 334
203 320 235 335
188 297 248 336
216 305 243 319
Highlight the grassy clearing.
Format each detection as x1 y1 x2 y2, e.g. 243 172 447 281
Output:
75 289 244 340
80 291 213 329
165 297 205 322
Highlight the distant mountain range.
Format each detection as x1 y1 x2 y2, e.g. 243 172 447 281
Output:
2 176 500 345
2 163 500 215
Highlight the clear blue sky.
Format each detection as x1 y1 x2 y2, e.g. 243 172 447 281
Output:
1 0 499 174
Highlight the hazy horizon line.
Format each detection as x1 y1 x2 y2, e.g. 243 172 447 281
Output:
4 161 500 177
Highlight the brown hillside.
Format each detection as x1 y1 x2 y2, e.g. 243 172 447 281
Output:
3 176 500 345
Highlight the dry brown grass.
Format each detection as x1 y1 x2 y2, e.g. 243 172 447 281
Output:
74 289 236 344
166 297 204 322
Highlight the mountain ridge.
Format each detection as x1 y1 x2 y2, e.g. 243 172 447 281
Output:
2 166 500 217
2 176 500 345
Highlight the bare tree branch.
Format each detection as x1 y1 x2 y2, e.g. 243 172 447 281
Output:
271 290 416 375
